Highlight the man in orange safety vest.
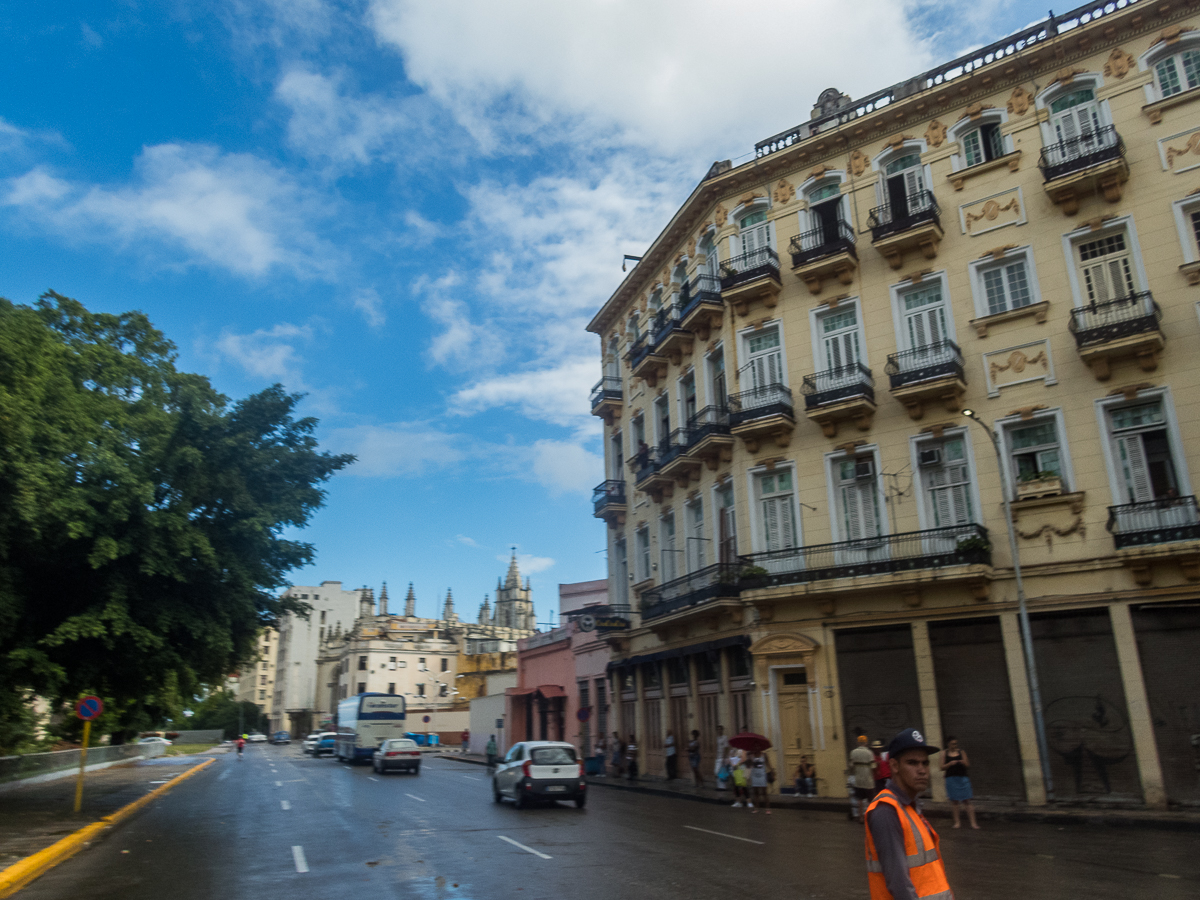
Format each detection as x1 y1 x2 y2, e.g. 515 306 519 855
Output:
864 728 954 900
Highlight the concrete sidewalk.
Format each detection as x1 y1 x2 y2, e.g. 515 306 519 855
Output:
438 751 1200 830
0 751 220 868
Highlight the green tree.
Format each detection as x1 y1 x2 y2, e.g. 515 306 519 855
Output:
186 691 269 739
0 292 353 751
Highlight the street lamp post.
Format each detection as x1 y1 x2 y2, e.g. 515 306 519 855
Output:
963 408 1055 802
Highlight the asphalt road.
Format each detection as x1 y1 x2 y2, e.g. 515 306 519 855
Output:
20 744 1200 900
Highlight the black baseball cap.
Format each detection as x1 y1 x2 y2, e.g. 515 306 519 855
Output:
887 727 940 757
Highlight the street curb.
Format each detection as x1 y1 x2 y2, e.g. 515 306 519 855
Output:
0 756 215 898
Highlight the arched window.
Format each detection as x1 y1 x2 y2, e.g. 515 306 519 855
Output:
948 110 1010 171
1140 31 1200 101
874 143 932 221
800 175 848 248
1035 75 1116 173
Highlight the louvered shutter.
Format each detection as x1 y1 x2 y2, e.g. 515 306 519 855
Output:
1116 434 1153 503
1081 255 1134 303
842 481 879 541
903 167 925 215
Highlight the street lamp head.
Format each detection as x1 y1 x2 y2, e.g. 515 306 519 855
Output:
962 408 977 419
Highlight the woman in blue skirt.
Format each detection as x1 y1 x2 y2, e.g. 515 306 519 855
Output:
941 736 980 829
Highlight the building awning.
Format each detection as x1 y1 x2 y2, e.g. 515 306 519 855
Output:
505 687 536 697
606 634 751 672
535 684 566 698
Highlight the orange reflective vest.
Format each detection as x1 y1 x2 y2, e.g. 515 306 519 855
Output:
864 788 953 900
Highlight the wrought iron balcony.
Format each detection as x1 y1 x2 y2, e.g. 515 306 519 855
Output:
1106 496 1200 549
641 562 742 621
651 303 682 345
719 247 781 291
790 219 857 268
679 274 722 321
628 335 652 370
657 429 691 470
868 191 940 242
801 363 875 410
631 446 662 485
686 405 731 447
739 523 991 588
728 384 794 427
1038 125 1125 182
1068 292 1161 348
885 340 965 389
592 479 626 515
590 375 622 410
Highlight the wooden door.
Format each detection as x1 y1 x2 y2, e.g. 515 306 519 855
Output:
777 690 812 782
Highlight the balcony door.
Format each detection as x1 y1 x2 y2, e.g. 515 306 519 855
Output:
685 499 706 572
883 153 926 218
756 471 799 573
739 210 770 256
835 458 885 564
1049 89 1102 148
920 437 974 552
807 182 842 246
819 306 861 372
708 347 727 409
1076 233 1136 304
717 484 737 564
660 513 678 583
680 372 698 425
745 327 783 406
1108 402 1196 534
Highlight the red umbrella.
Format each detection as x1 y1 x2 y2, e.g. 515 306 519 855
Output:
728 732 771 753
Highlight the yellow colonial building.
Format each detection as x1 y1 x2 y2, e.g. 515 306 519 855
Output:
587 0 1200 808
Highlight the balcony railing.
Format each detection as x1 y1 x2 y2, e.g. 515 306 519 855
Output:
740 523 991 587
592 479 626 515
628 335 652 370
1038 125 1125 182
680 273 722 320
1106 496 1200 549
789 219 857 268
1068 292 1161 348
719 247 781 291
590 375 622 408
728 383 794 426
885 340 965 389
801 363 875 409
632 446 662 485
868 190 940 241
641 562 742 621
686 405 731 446
651 303 682 345
658 429 691 469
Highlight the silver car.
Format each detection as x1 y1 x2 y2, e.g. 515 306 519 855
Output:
373 738 422 774
492 741 586 809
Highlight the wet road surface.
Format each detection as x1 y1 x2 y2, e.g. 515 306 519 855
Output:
19 743 1200 899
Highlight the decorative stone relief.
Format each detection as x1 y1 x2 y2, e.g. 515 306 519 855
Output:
687 237 697 258
809 164 833 180
713 203 728 227
1103 48 1135 79
1153 25 1195 47
1017 517 1085 548
849 150 870 176
1053 67 1086 86
960 103 994 122
737 191 765 207
1007 86 1032 116
881 134 914 151
1158 128 1200 174
959 188 1026 236
983 340 1056 396
924 120 947 148
772 179 796 204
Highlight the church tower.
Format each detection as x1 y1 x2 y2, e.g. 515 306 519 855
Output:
443 589 457 622
493 550 535 632
359 586 375 619
477 594 492 625
378 582 389 616
404 583 417 618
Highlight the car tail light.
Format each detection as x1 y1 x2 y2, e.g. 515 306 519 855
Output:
578 762 584 778
407 751 420 756
386 751 400 757
522 760 532 778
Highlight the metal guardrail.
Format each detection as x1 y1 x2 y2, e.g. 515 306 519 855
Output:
885 340 965 389
719 247 781 291
590 375 622 409
628 335 654 370
728 383 794 426
641 562 742 621
801 363 875 409
1068 291 1161 347
680 274 722 320
868 190 940 241
592 479 626 514
1106 496 1200 548
754 0 1146 158
1038 125 1125 181
789 219 857 268
0 742 165 784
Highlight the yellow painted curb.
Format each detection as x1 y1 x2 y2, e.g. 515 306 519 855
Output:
0 756 216 898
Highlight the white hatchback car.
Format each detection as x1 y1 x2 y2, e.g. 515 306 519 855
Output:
373 738 422 774
493 741 586 809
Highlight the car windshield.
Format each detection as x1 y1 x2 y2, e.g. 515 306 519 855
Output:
531 747 576 765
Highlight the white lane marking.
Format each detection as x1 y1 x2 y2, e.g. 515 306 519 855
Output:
405 793 426 802
218 770 230 781
461 775 482 781
292 845 309 873
368 776 379 782
683 825 765 845
281 800 291 810
497 835 552 859
1159 874 1182 880
275 781 282 787
149 781 169 784
342 766 352 770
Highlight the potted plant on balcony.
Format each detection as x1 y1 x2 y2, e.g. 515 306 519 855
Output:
733 564 770 588
1016 470 1063 500
954 535 991 560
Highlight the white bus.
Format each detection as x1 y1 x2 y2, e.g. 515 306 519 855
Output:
335 693 407 762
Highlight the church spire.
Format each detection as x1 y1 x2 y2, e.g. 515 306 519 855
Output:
443 588 456 621
505 548 521 589
478 594 492 625
404 583 416 617
359 586 375 619
379 582 389 616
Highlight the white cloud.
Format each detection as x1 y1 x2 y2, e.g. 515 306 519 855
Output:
417 271 498 368
325 421 467 478
2 144 333 278
528 439 603 496
352 287 386 329
214 322 314 387
498 552 555 575
456 534 479 547
450 358 600 430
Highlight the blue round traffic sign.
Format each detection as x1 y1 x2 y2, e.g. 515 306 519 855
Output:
76 696 103 720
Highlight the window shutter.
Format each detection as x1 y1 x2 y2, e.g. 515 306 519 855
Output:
903 167 925 212
962 130 982 167
763 497 782 551
1116 434 1154 503
986 124 1004 160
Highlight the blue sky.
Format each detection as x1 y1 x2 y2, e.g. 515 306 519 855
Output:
1 0 1053 625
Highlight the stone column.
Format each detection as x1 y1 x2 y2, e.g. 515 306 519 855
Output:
634 664 646 777
1109 603 1167 808
717 648 733 734
999 612 1047 805
910 620 946 802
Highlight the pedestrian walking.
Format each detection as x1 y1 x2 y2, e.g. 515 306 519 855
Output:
940 736 980 830
610 731 624 778
236 736 245 758
594 734 608 777
485 735 498 772
625 733 639 780
687 729 704 787
665 729 678 780
865 728 955 900
870 740 892 797
730 752 749 807
461 729 470 753
849 734 877 820
795 755 816 797
714 724 730 789
748 750 774 814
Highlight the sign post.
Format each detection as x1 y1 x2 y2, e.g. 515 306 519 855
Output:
74 695 103 813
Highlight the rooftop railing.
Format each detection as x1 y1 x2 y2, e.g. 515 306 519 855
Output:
1106 496 1200 549
719 247 781 291
789 219 857 268
753 0 1144 159
590 375 622 409
727 383 794 427
801 362 875 410
1038 125 1125 182
868 190 940 242
885 340 965 389
592 479 627 515
1068 292 1161 348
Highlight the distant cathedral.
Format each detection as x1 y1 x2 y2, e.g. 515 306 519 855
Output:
476 551 536 631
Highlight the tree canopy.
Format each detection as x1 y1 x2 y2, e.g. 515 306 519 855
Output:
0 292 353 750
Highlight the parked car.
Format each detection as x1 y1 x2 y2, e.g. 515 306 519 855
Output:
270 731 291 744
315 732 337 757
493 741 586 809
136 736 172 745
302 733 321 754
373 738 422 774
247 732 268 743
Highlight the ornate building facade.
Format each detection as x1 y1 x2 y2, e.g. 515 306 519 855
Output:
588 1 1200 807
